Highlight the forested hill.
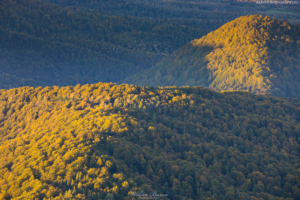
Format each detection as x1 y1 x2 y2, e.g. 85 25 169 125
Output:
0 0 202 89
124 15 300 98
1 82 300 199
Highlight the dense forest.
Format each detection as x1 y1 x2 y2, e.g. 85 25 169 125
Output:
1 82 300 199
0 0 202 89
1 0 300 199
125 15 300 98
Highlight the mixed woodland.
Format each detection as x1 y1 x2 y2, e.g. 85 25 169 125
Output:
0 83 300 199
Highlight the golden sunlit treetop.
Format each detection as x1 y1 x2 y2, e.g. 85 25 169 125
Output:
0 82 300 199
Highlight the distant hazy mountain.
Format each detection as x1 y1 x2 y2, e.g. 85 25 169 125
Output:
0 0 202 89
43 0 300 29
124 15 300 98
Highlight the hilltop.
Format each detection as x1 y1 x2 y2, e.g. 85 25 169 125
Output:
0 0 202 89
124 15 300 98
0 83 300 199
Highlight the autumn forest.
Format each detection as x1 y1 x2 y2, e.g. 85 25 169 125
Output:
1 83 300 199
0 0 300 199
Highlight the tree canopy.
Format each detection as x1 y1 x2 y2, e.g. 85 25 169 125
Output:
0 82 300 199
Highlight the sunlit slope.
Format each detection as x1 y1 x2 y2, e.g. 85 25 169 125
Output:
124 15 300 98
1 83 300 199
0 0 202 89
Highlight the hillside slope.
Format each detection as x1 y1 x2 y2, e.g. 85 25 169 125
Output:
0 83 300 199
124 15 300 98
0 0 202 89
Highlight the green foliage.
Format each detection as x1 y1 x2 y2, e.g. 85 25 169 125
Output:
0 82 300 199
0 0 202 89
125 15 300 98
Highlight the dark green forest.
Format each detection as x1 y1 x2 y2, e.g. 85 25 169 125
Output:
125 15 300 98
1 83 300 199
0 0 202 89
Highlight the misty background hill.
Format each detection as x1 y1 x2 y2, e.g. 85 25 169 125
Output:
43 0 300 28
0 0 202 88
